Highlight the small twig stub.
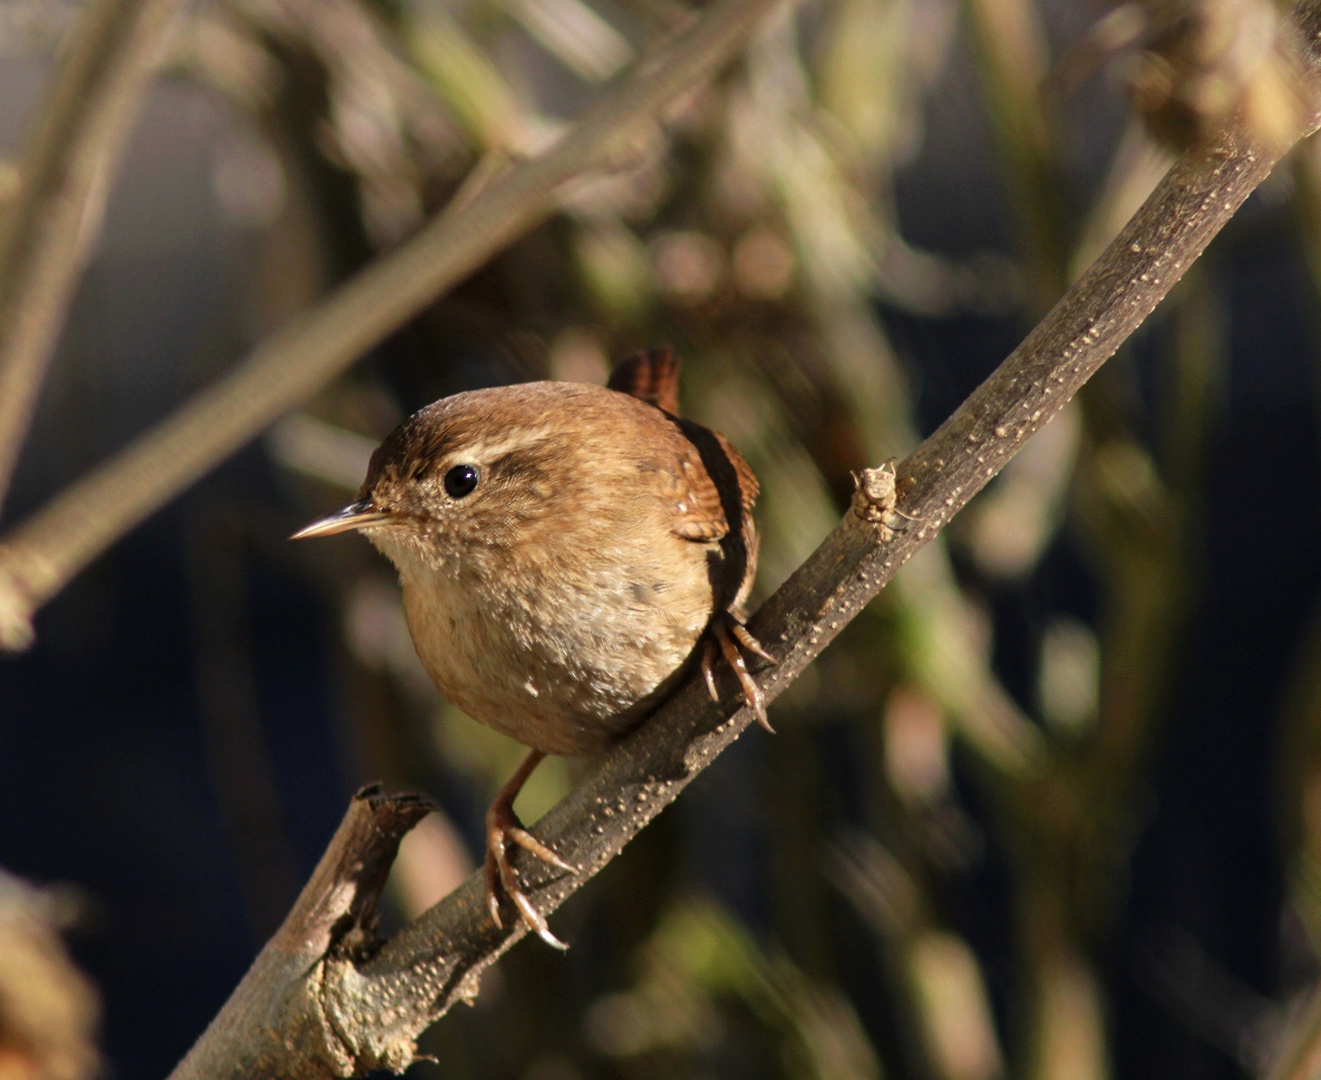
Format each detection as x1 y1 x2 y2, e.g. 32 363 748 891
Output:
849 461 911 540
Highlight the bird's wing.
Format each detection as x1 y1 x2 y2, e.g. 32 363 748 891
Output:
668 425 758 543
608 345 758 546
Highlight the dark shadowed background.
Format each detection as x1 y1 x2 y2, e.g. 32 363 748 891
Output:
2 1 1320 1078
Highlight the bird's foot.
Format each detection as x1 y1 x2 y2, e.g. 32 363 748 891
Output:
484 755 577 950
702 611 777 733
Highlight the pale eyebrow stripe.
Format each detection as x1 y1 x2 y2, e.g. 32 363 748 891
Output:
440 428 557 469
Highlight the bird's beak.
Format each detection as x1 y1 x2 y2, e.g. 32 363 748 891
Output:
290 499 391 540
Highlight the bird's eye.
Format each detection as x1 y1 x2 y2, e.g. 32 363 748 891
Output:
444 464 479 498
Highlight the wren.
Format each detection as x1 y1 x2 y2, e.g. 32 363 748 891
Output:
293 348 772 947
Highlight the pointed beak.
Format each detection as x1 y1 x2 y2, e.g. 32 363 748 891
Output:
290 499 391 540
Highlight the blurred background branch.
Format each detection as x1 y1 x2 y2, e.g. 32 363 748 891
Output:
0 0 187 513
0 869 98 1080
0 0 780 651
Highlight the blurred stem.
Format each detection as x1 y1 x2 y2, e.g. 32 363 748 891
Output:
1268 134 1321 1075
963 0 1223 1073
747 9 1044 773
962 0 1067 309
0 0 187 515
998 269 1217 1080
184 506 303 943
0 869 100 1080
1053 262 1215 936
1159 263 1224 497
1070 121 1174 280
1291 136 1321 375
1278 559 1321 963
1020 878 1107 1080
0 0 784 651
828 833 960 1080
800 295 1044 773
402 7 531 152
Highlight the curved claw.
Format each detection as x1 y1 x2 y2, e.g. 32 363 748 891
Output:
710 613 776 733
700 640 721 702
483 750 575 949
728 620 776 665
508 883 568 951
507 825 577 874
484 845 505 930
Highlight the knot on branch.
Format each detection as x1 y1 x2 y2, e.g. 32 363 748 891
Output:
849 462 910 541
296 957 425 1078
309 948 491 1078
263 788 443 1078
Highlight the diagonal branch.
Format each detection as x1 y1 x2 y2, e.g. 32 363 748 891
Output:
0 0 188 515
0 0 779 652
168 10 1321 1073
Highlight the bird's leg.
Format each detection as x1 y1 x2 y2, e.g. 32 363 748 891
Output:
484 749 576 949
704 611 777 733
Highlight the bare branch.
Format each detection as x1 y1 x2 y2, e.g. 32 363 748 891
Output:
0 0 781 651
0 0 188 514
167 13 1321 1072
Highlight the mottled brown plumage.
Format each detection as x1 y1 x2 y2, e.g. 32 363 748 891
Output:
292 350 769 946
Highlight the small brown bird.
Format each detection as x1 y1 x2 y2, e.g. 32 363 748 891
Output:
293 348 771 946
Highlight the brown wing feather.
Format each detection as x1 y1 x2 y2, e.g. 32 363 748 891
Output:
665 432 759 542
711 431 759 614
607 347 681 416
611 346 759 612
668 449 730 542
715 431 759 519
672 418 759 614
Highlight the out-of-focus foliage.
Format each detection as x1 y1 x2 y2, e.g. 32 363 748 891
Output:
0 870 98 1080
171 0 1321 1073
4 0 1321 1073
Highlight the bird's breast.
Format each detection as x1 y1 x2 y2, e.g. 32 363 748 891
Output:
396 535 715 756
